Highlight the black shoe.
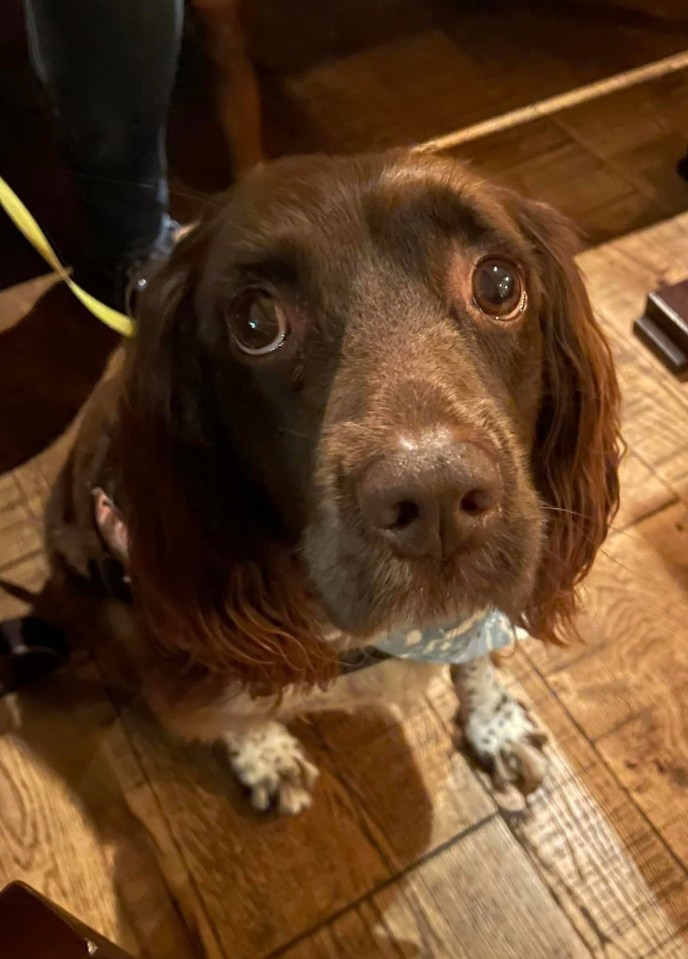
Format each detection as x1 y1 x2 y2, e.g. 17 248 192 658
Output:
71 214 181 314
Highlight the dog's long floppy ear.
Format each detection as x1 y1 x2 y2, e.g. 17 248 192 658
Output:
513 197 622 643
116 225 337 696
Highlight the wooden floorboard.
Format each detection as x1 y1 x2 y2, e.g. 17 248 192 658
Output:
3 32 688 952
104 681 497 958
4 214 688 954
256 0 688 156
448 68 688 246
597 685 688 874
542 503 688 739
0 657 199 959
278 815 591 959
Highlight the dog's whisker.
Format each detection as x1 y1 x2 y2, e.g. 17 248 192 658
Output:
540 505 656 544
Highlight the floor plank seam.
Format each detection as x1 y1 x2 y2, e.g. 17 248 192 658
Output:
528 658 688 885
264 811 500 959
641 919 688 959
497 810 598 959
305 724 399 874
0 545 44 575
616 497 681 535
618 444 682 501
552 110 684 214
594 703 656 747
94 682 225 959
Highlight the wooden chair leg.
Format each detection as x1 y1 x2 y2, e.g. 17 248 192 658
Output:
192 0 264 176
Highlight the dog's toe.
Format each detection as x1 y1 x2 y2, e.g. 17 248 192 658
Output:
278 783 314 816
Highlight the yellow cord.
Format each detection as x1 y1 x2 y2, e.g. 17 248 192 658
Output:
0 175 134 337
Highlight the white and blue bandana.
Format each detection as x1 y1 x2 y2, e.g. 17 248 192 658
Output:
374 607 518 664
338 608 522 674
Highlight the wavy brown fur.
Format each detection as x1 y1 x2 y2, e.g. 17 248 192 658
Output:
116 227 338 697
114 155 620 697
514 197 622 643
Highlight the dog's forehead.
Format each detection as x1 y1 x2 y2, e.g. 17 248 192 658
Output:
200 156 533 341
220 154 516 259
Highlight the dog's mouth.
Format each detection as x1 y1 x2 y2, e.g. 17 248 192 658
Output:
301 524 538 641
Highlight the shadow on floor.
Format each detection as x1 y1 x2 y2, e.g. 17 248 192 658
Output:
0 284 115 472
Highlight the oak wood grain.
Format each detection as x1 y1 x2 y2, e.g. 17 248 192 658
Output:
544 503 688 740
0 662 199 959
281 817 590 959
489 660 688 958
597 686 688 875
109 688 494 959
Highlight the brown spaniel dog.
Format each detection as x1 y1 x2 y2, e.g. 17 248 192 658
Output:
46 150 620 813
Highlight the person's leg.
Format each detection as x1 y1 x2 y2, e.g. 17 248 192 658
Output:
23 0 183 306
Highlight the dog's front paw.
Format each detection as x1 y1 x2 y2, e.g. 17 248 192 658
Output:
225 722 319 815
460 696 548 796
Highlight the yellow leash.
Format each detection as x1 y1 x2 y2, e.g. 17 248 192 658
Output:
0 175 134 337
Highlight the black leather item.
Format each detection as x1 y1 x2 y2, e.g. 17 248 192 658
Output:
634 279 688 380
0 616 70 697
0 882 134 958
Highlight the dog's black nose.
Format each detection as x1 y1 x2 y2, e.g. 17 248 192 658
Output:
357 437 502 560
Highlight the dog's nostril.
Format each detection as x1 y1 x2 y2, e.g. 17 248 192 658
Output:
390 500 420 530
460 488 495 516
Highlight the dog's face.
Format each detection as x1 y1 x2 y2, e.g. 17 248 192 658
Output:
198 156 547 634
120 152 620 691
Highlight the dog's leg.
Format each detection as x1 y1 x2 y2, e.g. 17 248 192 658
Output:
451 656 548 795
152 688 320 815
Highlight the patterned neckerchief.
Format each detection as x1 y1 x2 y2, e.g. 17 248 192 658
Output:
338 609 521 674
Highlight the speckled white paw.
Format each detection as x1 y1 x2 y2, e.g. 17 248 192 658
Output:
226 723 319 815
462 696 548 796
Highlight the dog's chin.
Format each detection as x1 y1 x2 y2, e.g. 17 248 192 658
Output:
324 600 482 642
302 508 543 640
305 548 538 641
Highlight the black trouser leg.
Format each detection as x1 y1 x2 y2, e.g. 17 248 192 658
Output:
23 0 183 301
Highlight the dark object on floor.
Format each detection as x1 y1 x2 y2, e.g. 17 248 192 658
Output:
633 278 688 380
678 147 688 182
0 615 69 697
0 882 134 958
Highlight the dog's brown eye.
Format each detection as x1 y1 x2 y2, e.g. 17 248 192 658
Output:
228 291 289 355
472 257 526 320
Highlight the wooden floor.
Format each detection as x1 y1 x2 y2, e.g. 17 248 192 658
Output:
3 2 688 956
1 199 688 959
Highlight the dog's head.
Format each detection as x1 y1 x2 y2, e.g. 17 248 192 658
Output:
118 151 620 694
